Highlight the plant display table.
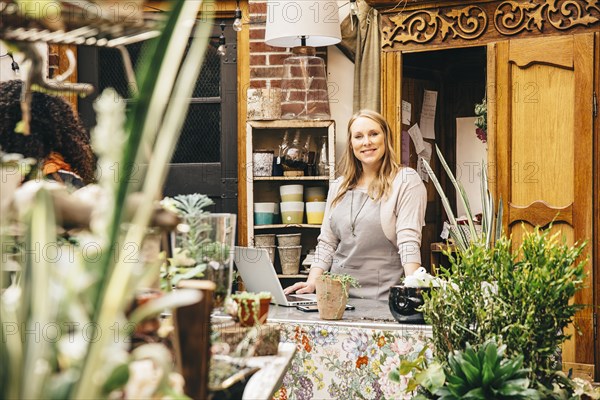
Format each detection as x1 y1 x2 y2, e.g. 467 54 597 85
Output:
215 298 432 400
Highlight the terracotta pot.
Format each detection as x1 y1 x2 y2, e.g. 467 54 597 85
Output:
316 278 349 320
234 297 271 327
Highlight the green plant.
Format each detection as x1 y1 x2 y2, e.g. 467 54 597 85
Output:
0 1 214 398
474 98 487 143
419 147 589 396
392 339 541 399
162 193 215 263
422 145 501 253
228 292 271 326
319 271 360 294
422 230 586 388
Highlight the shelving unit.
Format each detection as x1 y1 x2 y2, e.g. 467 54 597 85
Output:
246 119 335 279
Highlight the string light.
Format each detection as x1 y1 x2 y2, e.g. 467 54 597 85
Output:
349 0 359 16
233 0 243 32
217 21 226 56
8 52 20 74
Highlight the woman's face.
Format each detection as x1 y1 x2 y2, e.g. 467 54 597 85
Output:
349 116 386 170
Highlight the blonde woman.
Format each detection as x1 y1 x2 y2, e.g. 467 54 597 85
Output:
284 110 427 300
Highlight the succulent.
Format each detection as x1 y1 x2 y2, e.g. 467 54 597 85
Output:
434 339 541 400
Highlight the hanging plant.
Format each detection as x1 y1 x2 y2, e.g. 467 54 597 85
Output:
474 98 487 143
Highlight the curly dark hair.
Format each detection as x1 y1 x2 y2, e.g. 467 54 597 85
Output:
0 80 96 184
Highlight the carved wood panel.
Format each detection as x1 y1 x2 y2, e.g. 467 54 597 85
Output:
380 0 600 51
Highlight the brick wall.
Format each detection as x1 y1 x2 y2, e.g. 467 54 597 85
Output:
248 0 330 118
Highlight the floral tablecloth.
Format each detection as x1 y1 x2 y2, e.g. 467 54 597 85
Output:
272 323 431 400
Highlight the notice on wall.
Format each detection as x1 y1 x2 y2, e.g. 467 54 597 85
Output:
417 141 433 182
401 100 412 125
420 90 438 139
408 123 425 155
401 130 410 165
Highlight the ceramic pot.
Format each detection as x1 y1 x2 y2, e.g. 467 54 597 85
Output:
388 285 430 324
316 278 349 320
234 297 271 327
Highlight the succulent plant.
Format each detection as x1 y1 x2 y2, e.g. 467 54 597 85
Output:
435 339 541 400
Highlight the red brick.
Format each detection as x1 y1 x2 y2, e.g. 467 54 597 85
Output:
268 53 291 66
249 1 266 15
250 54 266 65
249 27 265 40
250 66 283 79
250 41 287 53
250 79 267 89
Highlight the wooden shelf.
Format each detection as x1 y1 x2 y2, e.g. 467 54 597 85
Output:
254 176 330 181
254 224 322 229
248 120 334 129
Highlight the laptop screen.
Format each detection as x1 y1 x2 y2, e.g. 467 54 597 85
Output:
234 246 316 306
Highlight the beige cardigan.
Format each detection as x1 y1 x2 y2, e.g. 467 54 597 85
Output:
312 167 427 271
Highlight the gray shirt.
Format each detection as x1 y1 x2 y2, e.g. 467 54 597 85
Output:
329 189 403 300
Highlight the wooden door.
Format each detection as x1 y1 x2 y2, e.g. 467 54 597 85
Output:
492 34 595 378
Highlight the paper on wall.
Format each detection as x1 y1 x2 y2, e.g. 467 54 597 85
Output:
408 123 425 155
420 90 437 139
417 141 432 182
401 130 410 165
401 100 411 125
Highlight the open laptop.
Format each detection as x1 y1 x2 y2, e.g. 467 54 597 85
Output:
234 246 317 307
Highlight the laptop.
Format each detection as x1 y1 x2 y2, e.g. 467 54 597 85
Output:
234 246 317 307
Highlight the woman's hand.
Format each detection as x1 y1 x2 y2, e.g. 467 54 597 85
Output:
283 281 316 295
403 262 421 276
283 267 324 295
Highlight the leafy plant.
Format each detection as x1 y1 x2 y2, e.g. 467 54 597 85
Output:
422 229 586 387
421 145 500 253
320 271 360 287
474 98 487 143
0 1 214 398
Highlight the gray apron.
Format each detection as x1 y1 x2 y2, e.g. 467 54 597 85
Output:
329 189 403 300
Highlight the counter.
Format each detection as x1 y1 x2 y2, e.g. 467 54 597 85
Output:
216 299 432 400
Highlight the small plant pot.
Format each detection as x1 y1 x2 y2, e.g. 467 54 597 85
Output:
234 297 271 327
278 245 302 275
316 278 349 320
276 233 301 246
254 234 276 247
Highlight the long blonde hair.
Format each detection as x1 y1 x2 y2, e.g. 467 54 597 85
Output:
332 109 400 206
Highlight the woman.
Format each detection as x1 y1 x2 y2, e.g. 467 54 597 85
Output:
284 110 427 300
0 80 96 189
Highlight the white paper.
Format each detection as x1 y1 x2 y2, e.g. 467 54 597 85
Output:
408 123 425 155
401 100 411 125
455 117 488 217
420 90 438 139
417 141 432 182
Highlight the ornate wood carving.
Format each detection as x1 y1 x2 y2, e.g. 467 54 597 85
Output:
495 0 600 36
381 0 600 50
508 200 573 228
382 6 488 47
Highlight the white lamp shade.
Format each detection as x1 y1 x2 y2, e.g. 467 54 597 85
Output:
265 0 342 48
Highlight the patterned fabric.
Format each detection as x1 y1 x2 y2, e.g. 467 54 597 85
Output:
273 323 431 400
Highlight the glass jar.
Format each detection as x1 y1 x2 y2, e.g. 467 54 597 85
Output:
316 135 330 176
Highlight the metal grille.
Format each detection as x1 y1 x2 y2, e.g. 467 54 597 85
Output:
191 38 221 98
96 36 223 164
98 42 147 98
172 103 221 163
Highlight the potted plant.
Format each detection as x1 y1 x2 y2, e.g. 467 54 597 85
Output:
161 194 236 308
392 338 542 399
227 292 272 327
315 272 360 320
397 148 598 398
